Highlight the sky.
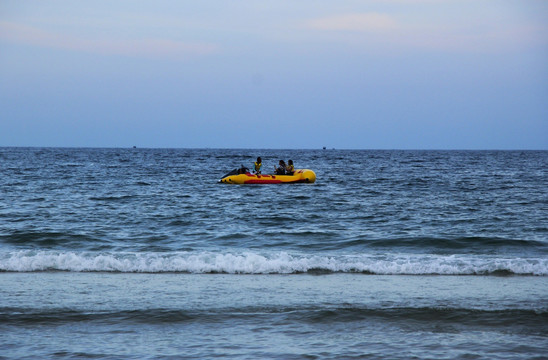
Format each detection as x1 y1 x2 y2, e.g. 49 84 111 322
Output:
1 0 547 149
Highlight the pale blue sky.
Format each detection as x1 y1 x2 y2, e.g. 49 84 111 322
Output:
1 0 547 149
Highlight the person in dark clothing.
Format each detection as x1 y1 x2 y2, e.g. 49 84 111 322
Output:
274 160 286 175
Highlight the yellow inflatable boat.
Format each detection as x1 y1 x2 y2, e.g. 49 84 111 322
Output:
220 168 316 184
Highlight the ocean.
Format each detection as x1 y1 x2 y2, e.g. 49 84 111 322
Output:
0 148 547 359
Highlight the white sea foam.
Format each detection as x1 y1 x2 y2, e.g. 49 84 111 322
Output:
1 250 547 275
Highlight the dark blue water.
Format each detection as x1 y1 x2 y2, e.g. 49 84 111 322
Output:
1 148 547 359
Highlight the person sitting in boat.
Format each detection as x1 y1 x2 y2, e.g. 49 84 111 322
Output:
254 157 262 174
274 160 286 175
286 160 294 175
237 165 249 174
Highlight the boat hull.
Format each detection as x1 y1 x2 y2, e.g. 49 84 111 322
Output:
220 169 316 184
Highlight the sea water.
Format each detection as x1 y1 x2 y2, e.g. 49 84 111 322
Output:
0 148 547 359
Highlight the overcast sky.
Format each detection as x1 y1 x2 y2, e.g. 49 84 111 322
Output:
1 0 547 149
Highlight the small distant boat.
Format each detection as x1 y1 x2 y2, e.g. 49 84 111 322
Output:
220 168 316 184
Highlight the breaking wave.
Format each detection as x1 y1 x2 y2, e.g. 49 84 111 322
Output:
1 250 547 275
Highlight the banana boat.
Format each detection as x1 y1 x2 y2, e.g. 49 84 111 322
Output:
220 169 316 184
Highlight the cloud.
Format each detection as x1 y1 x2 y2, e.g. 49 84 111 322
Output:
300 11 548 54
304 13 398 32
0 21 218 59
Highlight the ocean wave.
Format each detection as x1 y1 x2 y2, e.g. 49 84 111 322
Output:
1 306 546 330
0 231 110 249
337 236 548 254
1 250 547 275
